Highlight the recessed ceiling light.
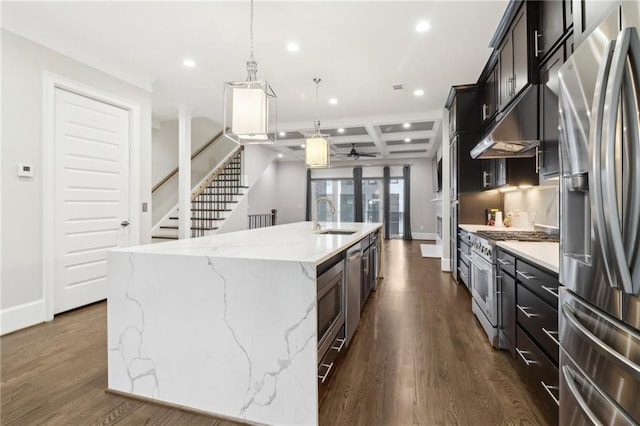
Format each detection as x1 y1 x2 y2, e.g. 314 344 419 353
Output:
403 123 411 129
301 143 306 148
278 153 284 158
279 131 286 137
416 21 431 33
287 42 299 53
329 98 338 105
338 128 345 133
413 89 424 97
183 58 196 68
404 138 411 143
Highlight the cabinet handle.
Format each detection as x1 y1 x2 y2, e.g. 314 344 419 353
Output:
534 30 542 58
542 328 560 346
331 338 346 352
516 348 539 366
517 270 536 280
482 103 488 120
541 381 560 406
517 304 539 318
318 362 334 383
497 258 512 266
482 171 490 188
542 285 559 298
535 146 543 172
511 75 516 97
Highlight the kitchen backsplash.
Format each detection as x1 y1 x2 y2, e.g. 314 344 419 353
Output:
503 184 559 228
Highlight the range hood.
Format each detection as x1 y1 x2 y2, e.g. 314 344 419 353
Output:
470 85 539 159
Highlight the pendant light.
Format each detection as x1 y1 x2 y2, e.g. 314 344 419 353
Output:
305 78 331 168
224 0 277 144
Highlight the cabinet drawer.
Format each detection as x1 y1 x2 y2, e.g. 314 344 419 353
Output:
497 250 516 278
458 261 470 287
516 284 559 364
516 327 560 419
516 259 559 306
318 326 346 390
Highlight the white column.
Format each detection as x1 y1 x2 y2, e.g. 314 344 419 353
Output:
178 107 192 240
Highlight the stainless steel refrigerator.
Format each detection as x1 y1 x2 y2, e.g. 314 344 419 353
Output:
559 1 640 424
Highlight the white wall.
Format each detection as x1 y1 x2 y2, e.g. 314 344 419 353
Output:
248 162 277 215
1 30 152 333
151 117 223 186
274 161 307 225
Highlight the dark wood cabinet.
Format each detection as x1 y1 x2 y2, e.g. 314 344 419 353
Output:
447 85 481 141
494 158 538 188
447 85 484 197
538 47 564 178
480 160 495 190
499 263 516 355
572 0 618 48
498 6 530 110
481 65 498 124
537 0 566 60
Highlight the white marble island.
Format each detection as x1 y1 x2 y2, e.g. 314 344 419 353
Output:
107 221 382 426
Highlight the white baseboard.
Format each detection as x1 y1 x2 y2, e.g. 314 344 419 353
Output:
441 257 452 272
1 299 46 335
412 232 437 241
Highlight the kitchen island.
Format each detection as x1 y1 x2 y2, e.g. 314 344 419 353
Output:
107 221 382 426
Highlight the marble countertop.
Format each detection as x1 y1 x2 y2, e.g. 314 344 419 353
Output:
496 241 560 274
112 221 382 265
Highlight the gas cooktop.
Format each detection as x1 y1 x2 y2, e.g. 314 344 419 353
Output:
474 230 559 243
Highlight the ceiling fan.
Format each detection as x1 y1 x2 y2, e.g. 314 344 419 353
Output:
336 143 377 159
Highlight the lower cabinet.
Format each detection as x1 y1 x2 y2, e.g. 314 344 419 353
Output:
498 247 560 423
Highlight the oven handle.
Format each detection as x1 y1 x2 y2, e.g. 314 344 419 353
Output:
469 258 491 274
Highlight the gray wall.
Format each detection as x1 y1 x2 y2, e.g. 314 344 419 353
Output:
1 30 152 330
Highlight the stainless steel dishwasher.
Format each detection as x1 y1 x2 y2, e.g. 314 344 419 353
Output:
345 244 362 346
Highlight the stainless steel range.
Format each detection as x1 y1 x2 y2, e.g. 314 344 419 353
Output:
469 229 559 348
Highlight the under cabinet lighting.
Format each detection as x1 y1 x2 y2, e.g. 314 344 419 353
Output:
518 184 533 189
499 186 517 192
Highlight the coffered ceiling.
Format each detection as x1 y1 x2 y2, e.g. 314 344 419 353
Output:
1 1 508 160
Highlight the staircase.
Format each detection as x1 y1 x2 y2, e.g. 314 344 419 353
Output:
152 147 246 241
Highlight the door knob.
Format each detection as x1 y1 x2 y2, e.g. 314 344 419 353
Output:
120 220 130 227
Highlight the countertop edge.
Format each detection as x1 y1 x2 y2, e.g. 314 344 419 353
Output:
495 241 559 274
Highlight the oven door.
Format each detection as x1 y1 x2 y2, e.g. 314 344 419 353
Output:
469 252 497 326
317 261 345 361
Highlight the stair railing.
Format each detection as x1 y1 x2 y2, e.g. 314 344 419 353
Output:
248 209 277 229
190 146 244 237
152 130 224 193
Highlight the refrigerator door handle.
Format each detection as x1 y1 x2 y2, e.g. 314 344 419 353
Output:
562 303 640 378
602 27 640 295
562 365 637 426
589 38 618 289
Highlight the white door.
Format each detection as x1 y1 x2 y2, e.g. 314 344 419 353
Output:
54 88 130 314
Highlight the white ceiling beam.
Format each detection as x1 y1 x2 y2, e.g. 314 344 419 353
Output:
364 124 389 157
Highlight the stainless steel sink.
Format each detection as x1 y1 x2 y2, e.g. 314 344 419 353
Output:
316 229 357 235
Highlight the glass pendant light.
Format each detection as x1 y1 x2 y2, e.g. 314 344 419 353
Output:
224 0 277 144
305 78 330 168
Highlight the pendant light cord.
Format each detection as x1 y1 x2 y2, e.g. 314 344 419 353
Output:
313 78 321 132
249 0 254 62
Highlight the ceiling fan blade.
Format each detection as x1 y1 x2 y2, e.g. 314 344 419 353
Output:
358 153 377 157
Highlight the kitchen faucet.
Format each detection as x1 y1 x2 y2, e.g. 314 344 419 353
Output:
313 197 336 232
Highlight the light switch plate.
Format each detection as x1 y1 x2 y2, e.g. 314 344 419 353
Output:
17 163 34 178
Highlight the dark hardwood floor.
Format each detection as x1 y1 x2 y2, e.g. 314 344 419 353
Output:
1 240 547 425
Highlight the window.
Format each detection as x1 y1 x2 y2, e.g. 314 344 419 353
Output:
362 179 383 223
312 179 355 222
389 178 404 238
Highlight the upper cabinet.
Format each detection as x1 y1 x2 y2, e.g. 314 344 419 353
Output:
497 5 532 110
536 0 568 60
538 47 564 178
572 0 619 48
446 85 481 141
480 55 498 126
